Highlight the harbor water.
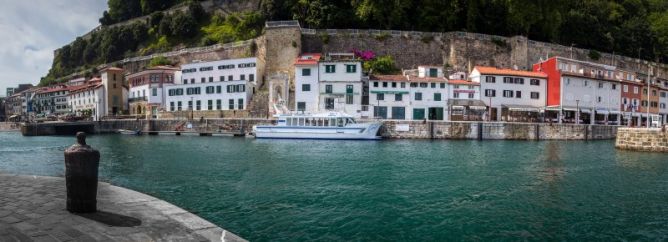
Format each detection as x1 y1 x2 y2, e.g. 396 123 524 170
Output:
1 132 668 241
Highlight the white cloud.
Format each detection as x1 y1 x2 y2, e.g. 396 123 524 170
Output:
0 0 107 96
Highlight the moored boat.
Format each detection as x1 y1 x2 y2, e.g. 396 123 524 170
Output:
117 129 142 135
253 112 382 140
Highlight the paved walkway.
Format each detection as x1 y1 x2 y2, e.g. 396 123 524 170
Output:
0 174 246 242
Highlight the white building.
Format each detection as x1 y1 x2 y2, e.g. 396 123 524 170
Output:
447 79 484 121
33 85 71 115
68 78 105 120
127 66 180 118
316 53 364 117
660 87 668 123
368 66 451 120
165 58 260 114
294 53 321 113
470 66 547 122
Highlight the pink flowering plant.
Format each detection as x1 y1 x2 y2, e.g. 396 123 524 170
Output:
352 49 375 61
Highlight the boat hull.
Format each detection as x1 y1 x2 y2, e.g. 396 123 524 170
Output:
254 122 382 140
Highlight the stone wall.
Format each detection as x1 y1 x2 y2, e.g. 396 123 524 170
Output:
0 122 20 131
301 29 668 80
95 118 271 134
615 127 668 152
379 120 617 140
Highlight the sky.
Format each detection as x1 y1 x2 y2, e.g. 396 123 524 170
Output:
0 0 107 97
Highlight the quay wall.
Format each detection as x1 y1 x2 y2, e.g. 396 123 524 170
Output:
380 121 617 140
0 122 20 131
615 127 668 152
20 120 617 140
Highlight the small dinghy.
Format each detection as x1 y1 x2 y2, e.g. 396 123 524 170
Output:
117 129 142 135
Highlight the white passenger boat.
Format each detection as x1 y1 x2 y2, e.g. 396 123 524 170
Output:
253 112 382 140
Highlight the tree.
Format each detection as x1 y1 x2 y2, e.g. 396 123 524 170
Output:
364 55 399 74
149 56 172 67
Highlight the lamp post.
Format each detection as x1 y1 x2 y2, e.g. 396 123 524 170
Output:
646 64 651 128
576 99 580 125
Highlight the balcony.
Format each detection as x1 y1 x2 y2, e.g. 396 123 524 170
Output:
128 96 148 102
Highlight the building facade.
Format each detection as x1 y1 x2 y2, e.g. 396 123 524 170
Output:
127 66 179 119
294 53 322 113
316 53 364 117
471 66 547 122
33 85 70 115
164 58 260 118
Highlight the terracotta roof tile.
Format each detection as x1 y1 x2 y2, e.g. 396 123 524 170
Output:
448 80 479 85
475 66 547 78
295 53 322 65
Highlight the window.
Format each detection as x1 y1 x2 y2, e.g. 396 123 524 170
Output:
598 82 603 88
453 92 460 98
302 84 311 92
170 102 175 111
177 101 182 111
216 86 222 93
250 74 255 82
383 82 388 87
612 84 617 90
515 91 521 98
196 100 201 110
420 83 428 88
395 94 402 101
325 98 335 109
391 82 397 88
530 79 540 85
391 107 406 120
661 103 666 109
503 90 513 98
228 75 233 81
584 81 588 86
346 85 354 104
484 89 496 97
514 78 524 84
201 78 205 83
434 93 442 101
209 77 214 83
188 101 193 110
652 90 657 96
297 102 306 111
377 93 384 101
346 65 357 73
598 96 602 103
431 83 436 88
142 90 146 97
206 86 215 94
468 93 474 98
429 68 438 77
238 99 244 109
440 83 445 88
661 92 667 98
401 83 406 88
415 92 422 101
503 77 512 83
530 92 540 99
325 65 336 73
208 100 213 110
302 68 311 76
373 82 378 87
240 75 245 81
634 87 639 94
216 99 222 110
325 85 333 94
229 99 235 110
220 76 224 82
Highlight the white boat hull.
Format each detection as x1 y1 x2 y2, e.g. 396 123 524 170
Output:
254 122 382 140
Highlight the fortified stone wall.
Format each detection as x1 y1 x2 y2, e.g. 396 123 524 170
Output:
615 127 668 152
301 29 668 79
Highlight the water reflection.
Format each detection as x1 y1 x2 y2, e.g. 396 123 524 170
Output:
541 141 565 183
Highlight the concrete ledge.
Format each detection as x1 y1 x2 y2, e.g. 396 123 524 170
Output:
615 127 668 152
0 173 246 242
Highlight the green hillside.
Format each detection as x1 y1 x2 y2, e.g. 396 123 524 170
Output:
42 0 668 86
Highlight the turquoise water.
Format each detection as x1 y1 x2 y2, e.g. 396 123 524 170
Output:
1 132 668 241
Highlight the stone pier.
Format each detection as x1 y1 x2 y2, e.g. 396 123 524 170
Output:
615 127 668 152
0 174 246 242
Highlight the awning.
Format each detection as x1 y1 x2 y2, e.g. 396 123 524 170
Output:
503 105 541 112
579 108 591 113
595 109 609 115
451 105 465 110
448 99 487 107
470 106 488 110
9 115 19 119
370 90 409 95
608 110 621 114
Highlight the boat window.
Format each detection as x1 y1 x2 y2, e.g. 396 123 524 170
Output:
330 118 336 126
313 119 318 126
299 118 305 126
305 118 311 126
324 119 329 126
337 118 344 127
347 118 355 124
286 118 292 126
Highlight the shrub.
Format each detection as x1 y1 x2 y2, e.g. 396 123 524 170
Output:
364 55 399 74
375 32 391 41
149 56 172 67
319 33 330 44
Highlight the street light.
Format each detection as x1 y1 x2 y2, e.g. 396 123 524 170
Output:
575 99 580 125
